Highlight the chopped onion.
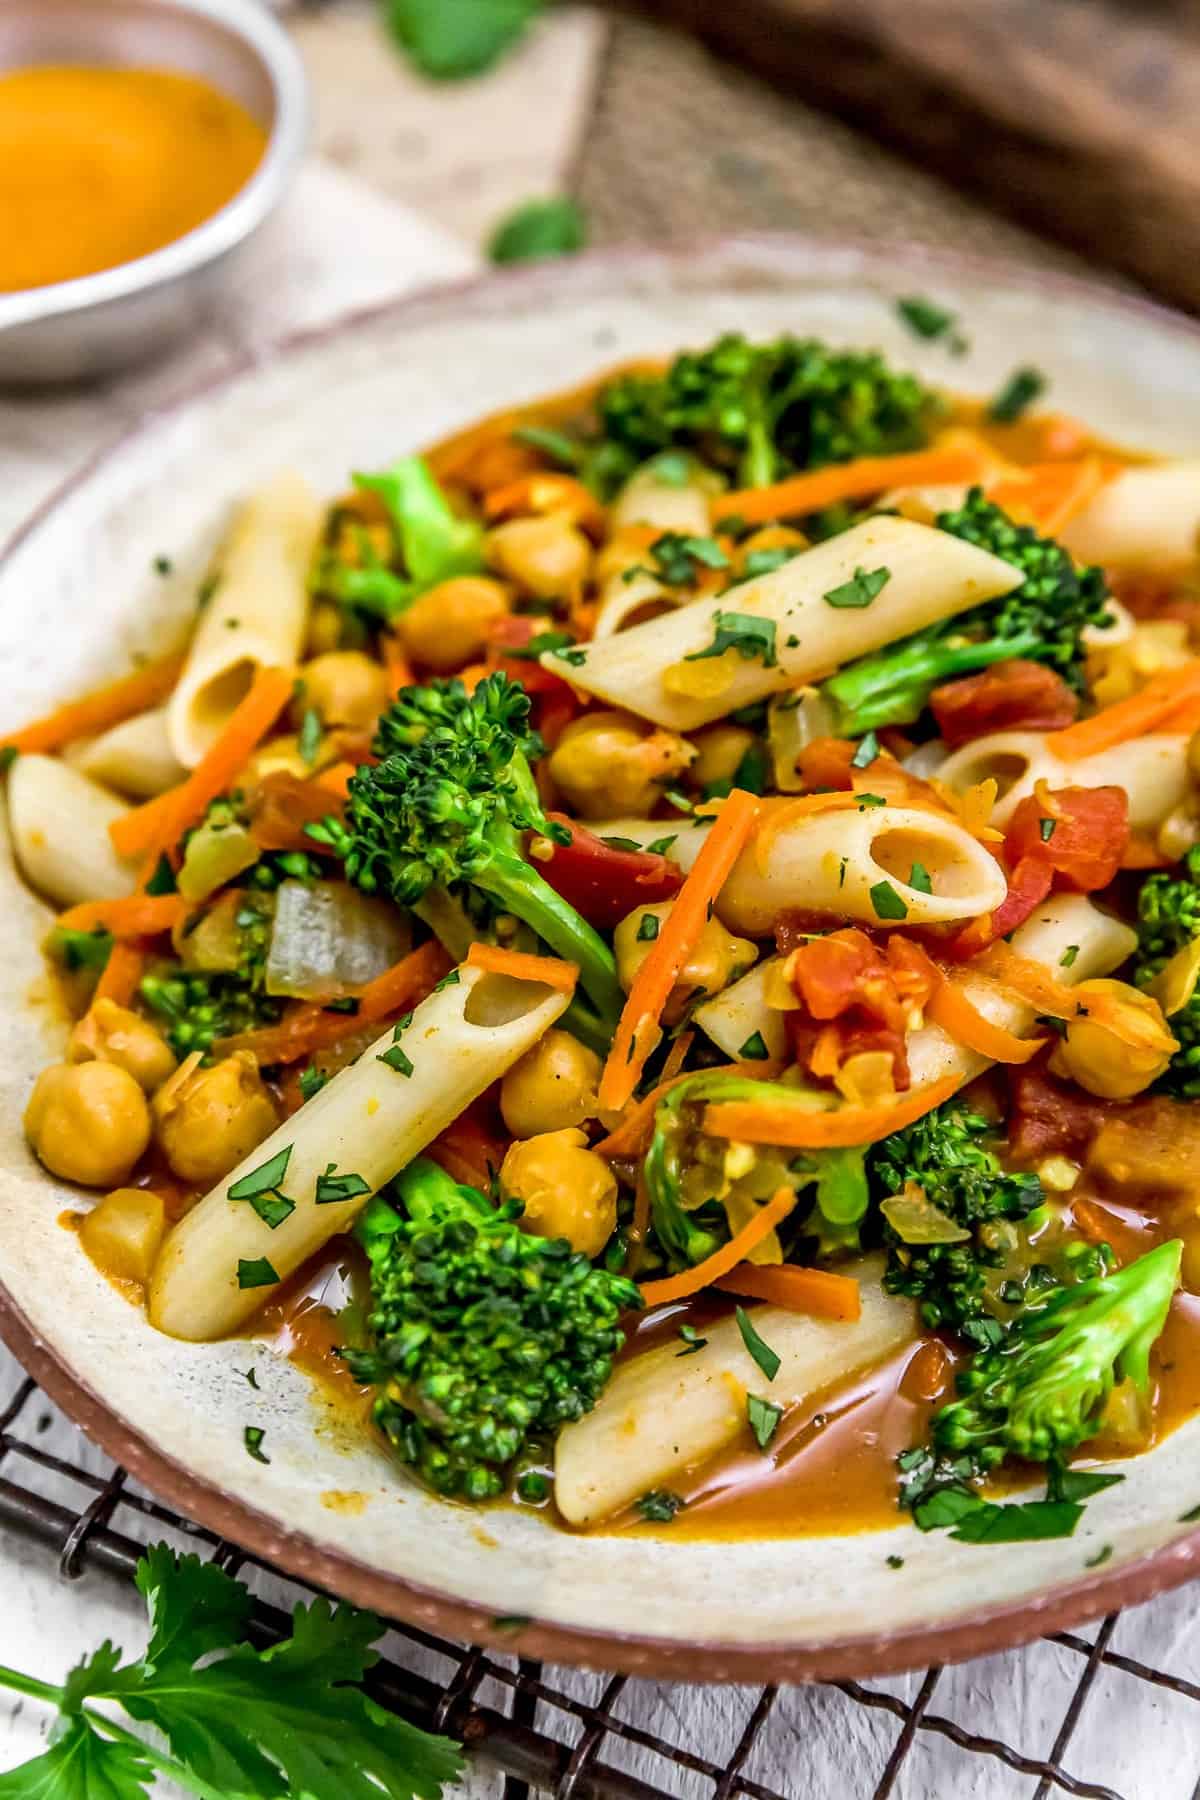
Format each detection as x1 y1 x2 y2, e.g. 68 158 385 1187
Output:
880 1183 971 1246
265 880 412 1000
767 688 837 792
177 818 258 903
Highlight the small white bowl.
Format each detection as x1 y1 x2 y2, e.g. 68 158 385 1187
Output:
0 0 308 384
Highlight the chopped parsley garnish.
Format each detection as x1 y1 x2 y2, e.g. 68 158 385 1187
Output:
823 565 891 609
314 1164 371 1206
228 1147 295 1229
48 926 114 973
908 861 933 894
433 968 462 992
511 424 582 469
1060 944 1080 969
855 792 887 810
684 610 778 668
735 1306 781 1382
323 996 361 1015
747 1394 782 1451
377 1014 415 1077
552 645 588 668
636 913 661 942
145 851 177 894
244 1426 270 1465
850 730 880 768
743 545 799 579
1039 816 1057 842
676 1325 708 1358
236 1257 280 1290
0 746 16 775
635 1490 686 1523
886 1554 905 1569
989 366 1046 424
298 1065 329 1102
240 1367 260 1389
153 553 173 575
507 629 575 660
602 835 643 853
639 531 730 586
896 296 967 352
1180 1502 1200 1523
738 1031 770 1061
1086 1544 1113 1567
646 834 678 856
870 880 909 921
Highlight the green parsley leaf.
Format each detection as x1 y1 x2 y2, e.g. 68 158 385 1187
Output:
735 1306 781 1382
602 835 644 853
1060 944 1080 969
684 610 778 668
850 730 879 769
646 834 678 856
950 1499 1083 1544
1039 816 1057 842
1181 1502 1200 1523
236 1257 279 1290
822 566 891 609
912 1484 982 1532
511 424 582 469
489 196 586 265
742 546 799 579
675 1325 708 1358
1046 1464 1125 1505
646 532 730 586
433 968 462 992
636 913 660 942
244 1426 270 1465
506 629 575 660
886 1554 905 1570
48 926 114 973
387 0 543 79
0 1715 155 1798
908 861 933 895
144 852 177 896
324 995 361 1015
0 746 17 776
855 792 887 810
153 554 173 576
738 1031 770 1061
228 1147 295 1230
298 707 323 768
870 880 909 920
298 1066 329 1103
315 1164 372 1206
551 645 588 668
747 1393 782 1451
1085 1544 1113 1567
896 295 964 347
241 1368 260 1389
989 366 1046 424
635 1490 685 1523
377 1015 415 1078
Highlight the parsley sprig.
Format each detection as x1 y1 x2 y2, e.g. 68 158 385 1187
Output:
0 1544 463 1798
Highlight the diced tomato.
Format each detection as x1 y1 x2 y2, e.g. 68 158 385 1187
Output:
1005 785 1129 892
533 812 683 929
1007 1063 1109 1166
785 1011 911 1090
790 928 906 1031
944 855 1054 962
785 928 938 1091
929 660 1078 748
796 735 856 791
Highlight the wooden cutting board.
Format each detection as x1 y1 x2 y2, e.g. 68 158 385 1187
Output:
625 0 1200 312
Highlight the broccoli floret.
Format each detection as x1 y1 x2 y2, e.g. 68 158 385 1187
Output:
822 490 1113 734
597 334 942 492
140 893 277 1058
931 1238 1181 1469
345 1158 640 1499
872 1101 1044 1333
1132 845 1200 1096
344 672 623 1024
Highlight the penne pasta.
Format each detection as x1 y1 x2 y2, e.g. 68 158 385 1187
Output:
937 729 1190 831
591 801 1007 935
6 753 140 906
68 707 185 799
541 516 1023 730
147 962 569 1341
555 1256 913 1526
1061 463 1200 570
693 956 789 1063
166 471 323 769
609 462 715 536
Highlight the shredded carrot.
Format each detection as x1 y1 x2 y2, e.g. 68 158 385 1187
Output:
1048 661 1200 761
482 472 605 535
1071 1197 1119 1246
703 1071 961 1150
987 457 1118 536
0 649 185 758
660 1029 695 1085
427 1109 508 1191
713 1262 861 1321
315 761 356 800
110 666 294 861
214 940 450 1064
711 447 985 528
598 789 761 1113
93 941 147 1008
57 895 187 939
753 791 861 875
637 1185 800 1307
381 634 415 701
925 978 1045 1064
464 942 579 993
593 1072 699 1158
972 941 1082 1020
1121 834 1172 871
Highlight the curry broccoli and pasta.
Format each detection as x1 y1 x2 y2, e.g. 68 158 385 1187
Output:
9 326 1200 1544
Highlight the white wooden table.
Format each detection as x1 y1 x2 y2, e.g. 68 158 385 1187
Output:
2 7 1198 1794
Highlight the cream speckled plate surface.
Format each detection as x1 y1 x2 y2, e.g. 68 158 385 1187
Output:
3 238 1200 1680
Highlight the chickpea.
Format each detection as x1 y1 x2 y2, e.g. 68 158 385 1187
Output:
68 998 176 1094
688 723 755 793
152 1051 278 1186
485 516 591 603
1050 977 1178 1100
500 1128 618 1259
397 576 511 672
547 711 695 819
306 599 344 657
297 651 388 731
25 1061 151 1188
614 902 756 1025
500 1029 602 1138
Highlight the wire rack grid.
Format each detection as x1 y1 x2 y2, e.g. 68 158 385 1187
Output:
1 1361 1199 1800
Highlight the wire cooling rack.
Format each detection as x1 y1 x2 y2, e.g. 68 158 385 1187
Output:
1 1363 1198 1799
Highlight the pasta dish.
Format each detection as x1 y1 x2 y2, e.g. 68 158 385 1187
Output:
8 326 1200 1546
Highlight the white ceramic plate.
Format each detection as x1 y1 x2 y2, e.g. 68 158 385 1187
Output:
4 238 1200 1680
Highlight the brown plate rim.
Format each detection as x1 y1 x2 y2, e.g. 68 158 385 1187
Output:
5 232 1200 1682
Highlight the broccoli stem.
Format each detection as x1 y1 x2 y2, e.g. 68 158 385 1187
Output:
824 626 1042 735
478 846 624 1026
